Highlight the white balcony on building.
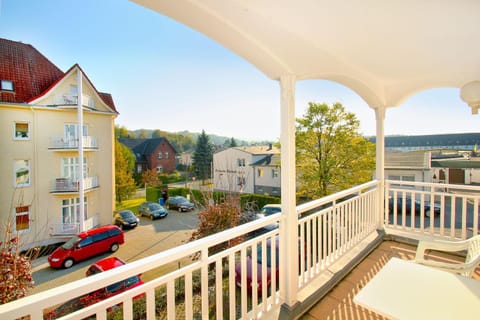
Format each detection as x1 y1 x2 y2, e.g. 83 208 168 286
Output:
50 176 99 194
49 136 98 150
55 93 96 109
50 214 99 237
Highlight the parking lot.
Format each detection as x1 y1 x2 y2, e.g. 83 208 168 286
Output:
30 208 199 295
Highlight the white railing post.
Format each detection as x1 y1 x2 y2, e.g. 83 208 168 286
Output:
279 74 298 307
375 107 386 230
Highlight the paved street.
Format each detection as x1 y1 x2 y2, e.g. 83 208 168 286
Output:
388 195 480 230
30 209 199 295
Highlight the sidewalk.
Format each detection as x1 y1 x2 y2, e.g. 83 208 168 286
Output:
31 256 49 272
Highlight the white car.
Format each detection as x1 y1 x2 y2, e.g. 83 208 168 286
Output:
256 204 282 230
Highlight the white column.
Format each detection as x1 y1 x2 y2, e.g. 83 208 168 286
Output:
279 75 298 307
375 107 386 229
77 69 85 232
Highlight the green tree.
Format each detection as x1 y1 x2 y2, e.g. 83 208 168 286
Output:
137 129 149 139
151 129 163 139
114 125 131 139
225 137 237 148
166 133 195 153
115 140 136 203
296 102 375 198
193 130 214 184
141 168 160 187
118 141 135 172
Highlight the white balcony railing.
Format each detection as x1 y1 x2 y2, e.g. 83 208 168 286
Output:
296 180 380 287
0 180 478 320
385 180 480 241
50 223 79 236
51 176 99 193
56 94 95 109
49 136 98 149
50 214 99 236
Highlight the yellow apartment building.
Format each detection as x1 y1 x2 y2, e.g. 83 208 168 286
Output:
0 38 118 249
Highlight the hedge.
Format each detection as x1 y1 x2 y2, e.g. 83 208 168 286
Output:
147 186 280 211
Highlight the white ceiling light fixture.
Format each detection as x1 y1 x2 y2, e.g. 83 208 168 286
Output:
460 81 480 115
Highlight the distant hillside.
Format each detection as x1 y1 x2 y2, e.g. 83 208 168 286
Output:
128 129 273 148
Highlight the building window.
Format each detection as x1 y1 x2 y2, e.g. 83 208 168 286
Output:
15 206 30 232
14 122 30 139
137 164 143 173
158 152 163 159
237 176 246 186
237 158 245 167
272 169 279 178
157 166 163 173
387 174 415 182
258 168 264 177
62 197 87 224
14 160 30 187
165 151 169 159
1 80 14 91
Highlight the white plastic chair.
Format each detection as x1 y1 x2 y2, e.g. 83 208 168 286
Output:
415 235 480 277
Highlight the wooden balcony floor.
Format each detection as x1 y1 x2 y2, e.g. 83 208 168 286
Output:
301 240 480 320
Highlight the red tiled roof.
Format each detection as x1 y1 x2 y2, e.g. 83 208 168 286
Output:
0 38 117 112
0 38 63 103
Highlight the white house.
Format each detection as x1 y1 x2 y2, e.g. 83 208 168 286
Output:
384 151 432 183
213 145 280 194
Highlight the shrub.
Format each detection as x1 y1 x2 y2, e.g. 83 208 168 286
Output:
0 222 35 304
190 192 243 256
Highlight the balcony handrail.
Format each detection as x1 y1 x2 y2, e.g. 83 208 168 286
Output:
386 179 480 192
49 136 98 149
51 176 99 192
297 180 380 215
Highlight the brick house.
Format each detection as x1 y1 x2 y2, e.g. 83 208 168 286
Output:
118 138 177 174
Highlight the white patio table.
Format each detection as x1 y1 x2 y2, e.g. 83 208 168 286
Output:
353 257 480 320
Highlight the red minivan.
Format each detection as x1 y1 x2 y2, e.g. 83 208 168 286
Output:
48 225 125 269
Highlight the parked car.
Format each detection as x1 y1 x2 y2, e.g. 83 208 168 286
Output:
235 237 279 291
114 210 140 229
138 201 169 220
46 257 143 319
166 196 195 212
86 257 143 293
388 196 441 217
48 225 124 269
255 204 282 230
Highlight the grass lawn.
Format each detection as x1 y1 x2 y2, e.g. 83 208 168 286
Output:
115 196 145 213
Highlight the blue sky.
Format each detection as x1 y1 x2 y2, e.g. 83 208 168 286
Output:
1 0 478 142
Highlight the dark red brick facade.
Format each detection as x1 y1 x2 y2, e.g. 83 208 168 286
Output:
118 138 177 174
146 140 177 173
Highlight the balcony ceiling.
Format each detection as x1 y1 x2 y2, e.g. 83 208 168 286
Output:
133 0 480 108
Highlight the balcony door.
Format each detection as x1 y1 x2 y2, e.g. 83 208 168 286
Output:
61 157 87 181
62 197 87 225
64 123 88 147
